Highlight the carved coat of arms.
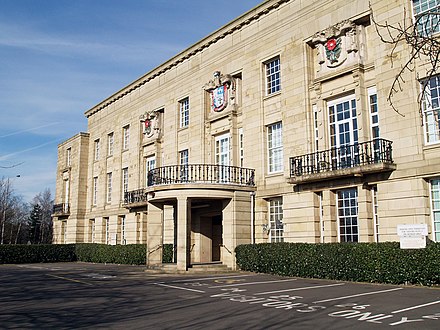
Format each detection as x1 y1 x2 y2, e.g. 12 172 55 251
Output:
139 110 160 138
204 71 234 112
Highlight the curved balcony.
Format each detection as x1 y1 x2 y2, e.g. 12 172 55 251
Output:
53 203 70 217
147 164 255 187
289 139 396 184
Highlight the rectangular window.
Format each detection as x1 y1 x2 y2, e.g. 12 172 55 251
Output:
179 149 189 181
107 132 114 156
66 148 71 167
107 172 112 203
216 133 230 182
179 97 189 128
412 0 440 34
269 198 283 242
265 57 281 95
372 185 379 243
313 104 319 151
317 191 324 243
268 122 283 173
120 216 126 245
122 167 129 194
62 221 67 244
89 219 95 243
123 125 130 150
93 176 98 206
431 178 440 242
422 75 440 143
239 128 244 168
94 139 100 161
104 217 110 244
146 156 156 186
337 188 359 242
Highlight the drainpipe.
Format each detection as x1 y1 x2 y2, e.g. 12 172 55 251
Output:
250 191 256 244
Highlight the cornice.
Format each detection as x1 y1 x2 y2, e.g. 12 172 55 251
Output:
85 0 290 118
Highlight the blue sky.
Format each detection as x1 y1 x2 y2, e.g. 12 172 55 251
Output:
0 0 263 202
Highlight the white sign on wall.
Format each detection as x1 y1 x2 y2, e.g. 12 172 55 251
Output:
397 224 428 249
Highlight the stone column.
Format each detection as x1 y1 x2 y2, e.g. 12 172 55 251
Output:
146 202 163 266
176 197 191 271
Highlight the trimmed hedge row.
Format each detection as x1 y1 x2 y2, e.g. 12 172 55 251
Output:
0 244 149 265
0 244 77 264
162 244 174 263
235 242 440 286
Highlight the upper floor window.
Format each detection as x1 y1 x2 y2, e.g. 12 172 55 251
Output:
422 75 440 144
122 125 130 150
268 122 283 173
93 176 98 206
146 155 156 185
239 128 244 168
179 149 189 181
265 57 281 95
106 172 112 203
368 87 380 140
122 167 129 194
94 139 100 161
413 0 440 34
179 97 189 128
107 132 114 156
66 147 71 167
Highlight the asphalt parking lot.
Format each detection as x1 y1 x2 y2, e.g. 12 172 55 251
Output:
1 263 440 329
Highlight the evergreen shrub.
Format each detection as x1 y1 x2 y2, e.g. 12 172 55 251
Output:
235 242 440 286
0 244 76 264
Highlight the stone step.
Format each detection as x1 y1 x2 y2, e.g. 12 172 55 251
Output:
145 262 234 274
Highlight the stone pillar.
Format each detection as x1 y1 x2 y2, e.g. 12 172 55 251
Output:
176 197 191 271
358 184 373 242
146 202 163 266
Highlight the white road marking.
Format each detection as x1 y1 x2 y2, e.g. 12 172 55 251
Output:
209 279 297 288
155 283 205 293
313 288 403 303
254 283 346 295
391 300 440 314
172 274 255 283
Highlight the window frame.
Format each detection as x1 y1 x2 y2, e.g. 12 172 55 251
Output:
265 56 281 95
337 188 359 243
106 172 112 203
267 122 283 174
269 197 284 243
179 97 190 128
107 132 114 157
422 75 440 144
412 0 440 35
94 139 100 161
122 125 130 150
430 178 440 242
92 176 98 206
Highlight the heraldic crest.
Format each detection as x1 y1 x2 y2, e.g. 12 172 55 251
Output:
139 109 160 138
204 71 234 112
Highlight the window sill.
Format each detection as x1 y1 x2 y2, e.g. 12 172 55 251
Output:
263 90 281 101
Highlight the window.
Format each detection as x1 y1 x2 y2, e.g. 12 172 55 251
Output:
93 176 98 206
122 167 129 195
179 97 189 128
179 149 189 181
104 217 110 244
372 185 379 243
269 198 283 242
422 75 440 143
431 178 440 242
122 125 130 150
107 132 114 156
89 219 95 243
413 0 440 34
265 57 281 95
62 221 67 244
216 133 230 182
107 172 112 203
120 216 126 245
368 87 380 140
94 139 100 161
337 188 359 242
316 192 324 243
313 104 319 151
146 156 156 186
239 128 244 168
268 122 283 173
66 148 71 167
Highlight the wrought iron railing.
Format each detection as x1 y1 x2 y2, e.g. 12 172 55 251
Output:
290 138 393 177
147 164 255 187
124 189 148 205
53 203 70 215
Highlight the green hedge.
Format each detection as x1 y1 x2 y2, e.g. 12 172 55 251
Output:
0 244 77 264
235 242 440 286
75 244 147 265
162 244 175 263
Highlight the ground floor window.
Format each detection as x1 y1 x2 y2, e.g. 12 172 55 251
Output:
269 197 283 242
337 188 358 242
431 179 440 242
89 219 95 243
104 217 109 244
62 221 67 244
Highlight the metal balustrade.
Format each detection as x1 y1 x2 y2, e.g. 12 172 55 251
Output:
53 203 70 215
147 164 255 187
290 138 394 177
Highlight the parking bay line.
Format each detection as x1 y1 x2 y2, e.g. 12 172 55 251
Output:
313 287 403 303
391 300 440 314
209 279 297 288
47 274 93 286
254 283 345 295
155 283 205 293
172 274 255 283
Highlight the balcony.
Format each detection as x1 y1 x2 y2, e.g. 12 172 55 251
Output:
289 139 396 184
53 203 70 216
123 164 255 208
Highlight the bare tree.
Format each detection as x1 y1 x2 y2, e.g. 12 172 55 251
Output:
371 4 440 116
32 188 54 244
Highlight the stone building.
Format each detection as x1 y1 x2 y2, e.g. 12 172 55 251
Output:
53 0 440 270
